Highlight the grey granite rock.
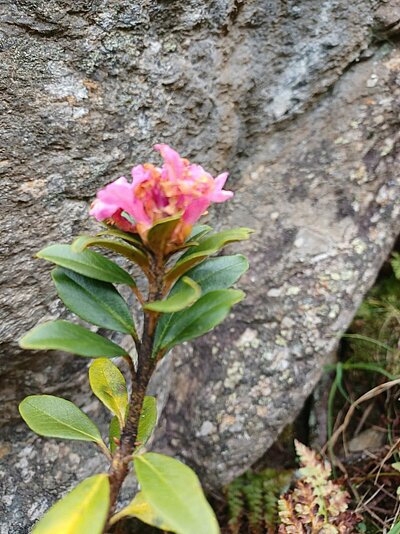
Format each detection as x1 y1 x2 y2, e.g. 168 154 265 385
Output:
1 0 400 530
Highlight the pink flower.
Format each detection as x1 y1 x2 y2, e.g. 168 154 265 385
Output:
90 144 233 249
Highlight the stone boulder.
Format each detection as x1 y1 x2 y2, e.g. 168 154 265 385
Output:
1 0 400 530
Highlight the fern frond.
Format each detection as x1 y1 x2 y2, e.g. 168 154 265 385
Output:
263 471 292 529
277 442 361 533
243 473 264 533
226 477 244 534
278 493 305 533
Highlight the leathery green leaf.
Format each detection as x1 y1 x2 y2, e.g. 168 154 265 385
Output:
184 227 253 256
89 359 128 428
188 224 212 240
153 289 245 355
165 227 252 284
164 249 215 286
109 415 121 454
146 213 182 253
19 395 103 443
72 236 149 270
136 396 157 450
109 492 173 530
170 255 249 296
134 453 220 534
37 244 136 285
52 268 136 335
19 320 127 358
97 228 145 249
32 474 110 534
144 277 201 313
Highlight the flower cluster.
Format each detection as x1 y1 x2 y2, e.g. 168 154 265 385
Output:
90 144 233 248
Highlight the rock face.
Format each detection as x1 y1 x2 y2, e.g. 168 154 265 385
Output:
1 0 400 530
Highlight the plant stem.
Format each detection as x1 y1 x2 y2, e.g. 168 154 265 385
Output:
105 254 164 531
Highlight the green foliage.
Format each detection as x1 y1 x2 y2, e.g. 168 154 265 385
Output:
155 255 249 355
226 468 291 534
89 359 128 428
19 320 127 358
37 243 136 285
110 491 173 530
134 452 220 534
147 213 182 253
153 289 245 355
144 277 201 312
388 522 400 534
346 256 400 374
188 224 212 241
165 227 252 284
52 267 136 335
183 227 253 258
97 228 145 249
19 395 104 445
391 252 400 280
136 396 158 450
20 209 250 533
243 474 264 534
164 249 221 286
72 235 149 270
226 478 244 534
173 254 249 294
32 474 110 534
278 441 360 533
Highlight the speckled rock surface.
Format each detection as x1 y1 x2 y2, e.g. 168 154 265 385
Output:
1 0 400 530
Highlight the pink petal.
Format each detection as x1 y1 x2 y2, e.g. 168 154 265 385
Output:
89 176 151 225
90 177 133 220
131 164 152 189
209 172 234 202
183 198 211 224
187 163 212 181
89 199 119 221
154 144 185 180
214 172 229 189
130 197 151 225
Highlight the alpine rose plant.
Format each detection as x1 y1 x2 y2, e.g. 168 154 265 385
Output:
19 144 252 534
90 144 233 250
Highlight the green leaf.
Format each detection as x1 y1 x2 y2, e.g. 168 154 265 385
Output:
109 416 121 454
171 255 249 295
32 474 109 534
176 225 212 253
392 462 400 473
145 277 201 313
136 396 158 450
165 228 253 284
110 492 173 530
52 268 136 335
147 213 182 253
37 244 136 285
188 224 212 241
98 228 145 248
187 227 253 256
164 249 216 287
89 359 128 428
134 452 220 534
153 289 245 355
72 236 149 270
19 320 127 358
19 395 103 443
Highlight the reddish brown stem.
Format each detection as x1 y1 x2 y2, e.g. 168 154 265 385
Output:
105 255 165 531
